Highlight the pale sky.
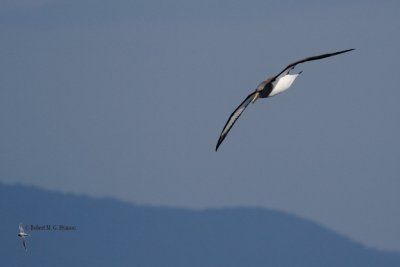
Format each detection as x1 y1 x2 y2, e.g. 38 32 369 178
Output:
1 0 400 250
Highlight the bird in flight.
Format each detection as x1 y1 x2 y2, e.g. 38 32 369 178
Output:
215 48 355 151
18 223 29 251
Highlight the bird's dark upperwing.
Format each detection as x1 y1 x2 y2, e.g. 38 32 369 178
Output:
216 91 257 151
273 48 355 81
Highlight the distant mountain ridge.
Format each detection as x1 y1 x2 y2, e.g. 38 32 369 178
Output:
1 183 400 267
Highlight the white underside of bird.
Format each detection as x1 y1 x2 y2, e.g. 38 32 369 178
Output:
269 73 300 97
251 73 300 104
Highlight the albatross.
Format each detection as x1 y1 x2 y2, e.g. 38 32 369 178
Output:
18 223 29 251
215 48 355 151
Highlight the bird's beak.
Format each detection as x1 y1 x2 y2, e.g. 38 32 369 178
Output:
251 92 260 104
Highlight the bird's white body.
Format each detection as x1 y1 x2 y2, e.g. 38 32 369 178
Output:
269 74 299 97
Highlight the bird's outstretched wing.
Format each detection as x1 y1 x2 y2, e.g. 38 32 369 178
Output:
273 48 355 81
21 237 27 250
19 224 24 233
216 91 257 151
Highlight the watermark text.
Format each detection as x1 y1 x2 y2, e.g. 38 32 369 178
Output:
28 224 77 231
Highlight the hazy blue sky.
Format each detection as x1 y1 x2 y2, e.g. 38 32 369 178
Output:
1 0 400 250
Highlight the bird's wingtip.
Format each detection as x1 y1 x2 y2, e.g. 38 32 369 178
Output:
215 139 222 151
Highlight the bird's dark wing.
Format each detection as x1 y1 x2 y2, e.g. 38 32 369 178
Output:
216 91 257 151
273 48 355 81
22 237 27 250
